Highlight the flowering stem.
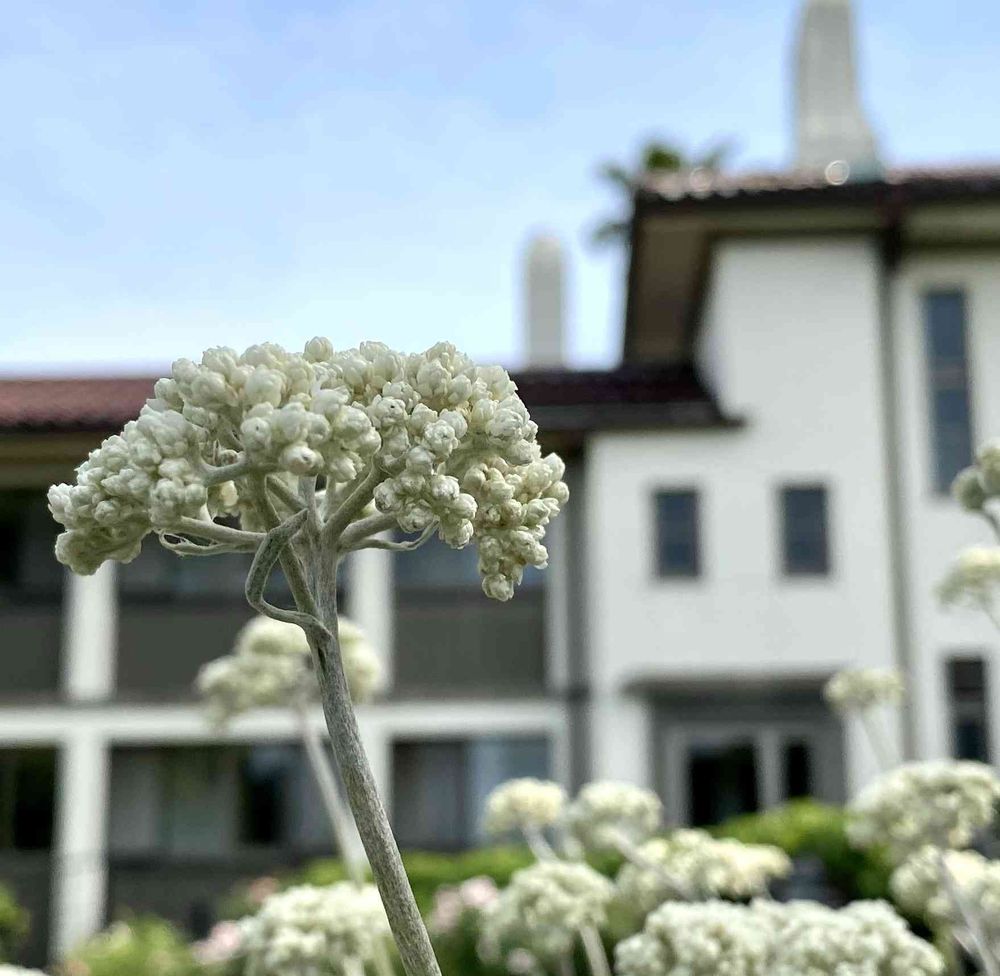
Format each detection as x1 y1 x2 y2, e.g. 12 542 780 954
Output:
295 703 366 883
937 850 1000 976
609 831 688 900
859 709 897 774
579 926 611 976
523 825 557 862
250 480 441 976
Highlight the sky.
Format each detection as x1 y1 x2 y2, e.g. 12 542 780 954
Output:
1 0 999 376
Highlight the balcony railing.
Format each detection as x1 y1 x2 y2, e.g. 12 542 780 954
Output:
393 586 546 696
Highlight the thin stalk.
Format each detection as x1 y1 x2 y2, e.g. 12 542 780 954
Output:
296 705 397 976
579 926 611 976
295 703 366 884
859 709 897 774
609 830 688 900
938 850 1000 976
250 480 440 976
524 824 557 862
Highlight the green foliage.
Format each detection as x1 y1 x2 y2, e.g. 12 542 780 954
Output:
0 882 29 961
58 917 202 976
714 799 893 900
296 847 537 915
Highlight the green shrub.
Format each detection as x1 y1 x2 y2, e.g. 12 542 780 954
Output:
0 882 29 961
714 799 893 900
57 917 202 976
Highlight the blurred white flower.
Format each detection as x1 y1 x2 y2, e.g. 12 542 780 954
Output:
824 668 905 713
568 781 662 851
615 899 944 976
484 778 567 836
939 546 1000 614
197 613 382 724
848 760 1000 859
615 830 790 914
192 920 244 966
480 861 613 962
240 883 389 976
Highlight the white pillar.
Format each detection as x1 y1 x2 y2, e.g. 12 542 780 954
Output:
51 730 110 958
543 511 570 696
348 548 394 689
62 563 116 700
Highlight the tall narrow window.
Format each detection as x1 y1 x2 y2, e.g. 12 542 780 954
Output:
654 490 700 577
780 486 830 576
925 290 974 493
946 656 991 763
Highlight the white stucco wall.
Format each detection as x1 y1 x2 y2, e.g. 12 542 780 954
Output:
587 237 899 795
893 252 1000 761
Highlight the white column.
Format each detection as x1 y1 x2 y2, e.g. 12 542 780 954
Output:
62 563 116 700
348 547 394 689
50 730 110 958
543 511 570 695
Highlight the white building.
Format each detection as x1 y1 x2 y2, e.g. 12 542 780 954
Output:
0 0 997 965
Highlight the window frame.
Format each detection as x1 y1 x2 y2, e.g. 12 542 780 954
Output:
778 483 831 578
923 287 976 496
652 487 702 580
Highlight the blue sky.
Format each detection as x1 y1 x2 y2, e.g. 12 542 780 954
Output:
2 0 999 375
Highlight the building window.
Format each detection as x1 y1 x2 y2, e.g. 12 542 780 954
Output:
393 539 546 695
654 490 700 577
0 749 56 851
946 656 991 763
925 289 974 493
0 491 62 600
392 736 550 850
780 486 830 576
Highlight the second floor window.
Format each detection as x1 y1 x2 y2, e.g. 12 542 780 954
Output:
654 490 700 577
946 656 991 763
925 289 974 494
780 485 830 576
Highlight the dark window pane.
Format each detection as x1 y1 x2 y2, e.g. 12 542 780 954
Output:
0 750 56 851
781 486 829 576
392 737 550 850
655 491 700 577
0 492 62 598
783 740 813 799
947 656 991 763
925 290 973 493
239 747 292 846
687 740 758 826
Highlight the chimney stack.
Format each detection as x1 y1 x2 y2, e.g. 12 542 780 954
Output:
795 0 880 180
523 232 565 368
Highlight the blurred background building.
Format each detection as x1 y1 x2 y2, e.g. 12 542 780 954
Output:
0 0 998 966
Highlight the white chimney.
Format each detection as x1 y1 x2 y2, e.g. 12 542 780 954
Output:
523 232 565 368
795 0 880 179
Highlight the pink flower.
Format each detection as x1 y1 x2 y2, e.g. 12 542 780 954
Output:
192 921 244 965
245 876 280 907
459 876 499 910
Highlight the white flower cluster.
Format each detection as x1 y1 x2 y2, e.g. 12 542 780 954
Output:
480 861 614 962
824 668 905 713
938 545 1000 612
240 883 389 976
951 441 1000 512
890 845 991 921
615 830 791 913
614 901 770 976
484 778 567 836
567 781 662 851
847 760 1000 858
197 615 381 724
615 899 943 976
48 340 568 600
892 846 1000 955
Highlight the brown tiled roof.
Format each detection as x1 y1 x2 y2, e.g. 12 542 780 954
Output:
0 377 156 433
0 364 730 435
638 164 1000 209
